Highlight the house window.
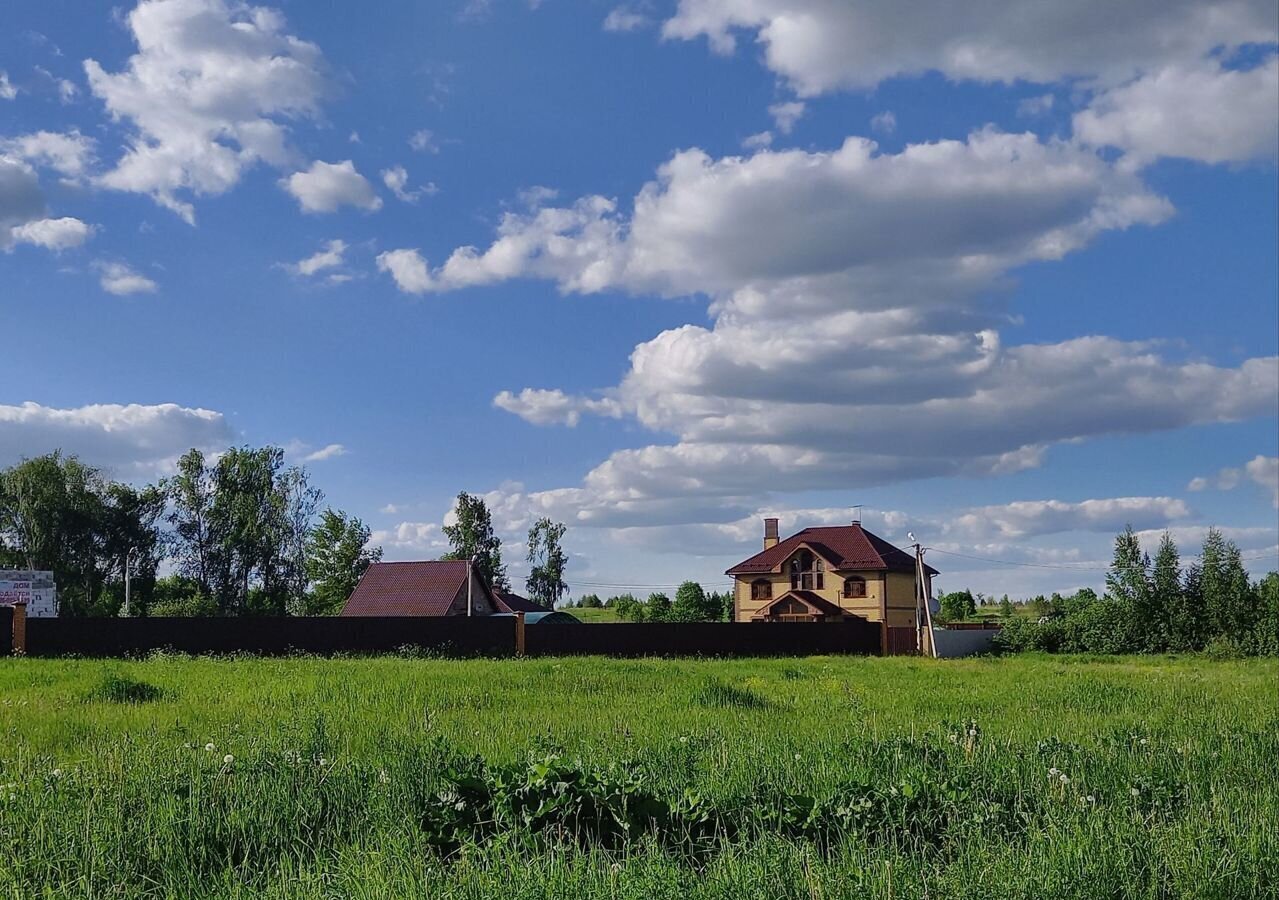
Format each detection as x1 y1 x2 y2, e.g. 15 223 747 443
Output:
843 576 867 599
789 550 825 591
751 579 772 601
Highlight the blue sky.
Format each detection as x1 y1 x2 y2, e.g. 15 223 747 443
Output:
2 0 1277 599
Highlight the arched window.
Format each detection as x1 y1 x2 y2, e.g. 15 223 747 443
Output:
789 550 825 591
751 579 772 601
843 576 866 599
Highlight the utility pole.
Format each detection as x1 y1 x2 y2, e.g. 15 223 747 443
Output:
914 542 937 658
467 556 473 617
124 546 138 617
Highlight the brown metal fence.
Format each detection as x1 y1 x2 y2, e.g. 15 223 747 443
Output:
526 620 881 657
22 614 517 658
10 613 883 659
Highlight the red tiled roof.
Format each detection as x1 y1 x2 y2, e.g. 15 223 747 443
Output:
751 590 847 619
340 560 473 616
726 523 939 576
492 590 551 614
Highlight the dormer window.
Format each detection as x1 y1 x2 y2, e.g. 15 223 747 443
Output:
750 579 772 601
843 576 866 599
789 550 824 591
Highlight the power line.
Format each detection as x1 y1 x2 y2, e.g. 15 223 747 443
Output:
926 546 1279 572
565 582 736 590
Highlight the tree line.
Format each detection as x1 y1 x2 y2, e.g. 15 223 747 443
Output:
565 584 732 622
0 451 573 617
943 526 1279 656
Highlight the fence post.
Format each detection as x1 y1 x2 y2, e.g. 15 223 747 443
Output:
11 602 26 656
514 612 526 657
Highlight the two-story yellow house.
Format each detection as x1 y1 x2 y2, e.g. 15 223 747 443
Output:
726 518 937 627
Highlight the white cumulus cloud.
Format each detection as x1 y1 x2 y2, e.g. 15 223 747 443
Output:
604 7 649 32
301 443 347 462
96 260 158 295
85 0 329 222
0 401 234 475
284 239 347 277
10 217 95 250
280 160 381 214
376 248 433 293
662 0 1276 95
493 389 623 427
1190 455 1279 507
768 100 805 134
381 165 434 203
1 130 96 182
1074 57 1279 166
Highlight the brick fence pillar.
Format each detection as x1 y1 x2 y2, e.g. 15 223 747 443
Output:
11 602 26 656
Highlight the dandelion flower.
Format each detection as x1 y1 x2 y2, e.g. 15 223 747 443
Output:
223 754 234 765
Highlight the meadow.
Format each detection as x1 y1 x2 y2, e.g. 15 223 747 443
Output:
0 654 1274 899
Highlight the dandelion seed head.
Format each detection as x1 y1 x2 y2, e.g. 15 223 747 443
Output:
205 743 215 752
223 754 234 765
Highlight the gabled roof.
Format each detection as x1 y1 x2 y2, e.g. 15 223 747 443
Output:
751 590 847 619
492 589 551 614
340 560 484 616
726 523 939 576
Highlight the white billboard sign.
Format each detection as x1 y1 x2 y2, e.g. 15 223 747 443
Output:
0 570 58 618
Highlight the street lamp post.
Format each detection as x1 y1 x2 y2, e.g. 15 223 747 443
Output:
124 546 139 617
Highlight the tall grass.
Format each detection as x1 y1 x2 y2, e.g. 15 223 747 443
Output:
0 654 1274 898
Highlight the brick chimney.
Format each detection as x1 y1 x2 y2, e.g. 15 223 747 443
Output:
763 517 779 550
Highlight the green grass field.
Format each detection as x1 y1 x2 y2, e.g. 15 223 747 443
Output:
0 654 1275 898
564 606 624 623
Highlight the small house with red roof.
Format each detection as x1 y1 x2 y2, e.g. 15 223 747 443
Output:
491 589 552 614
340 560 501 617
726 518 937 627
